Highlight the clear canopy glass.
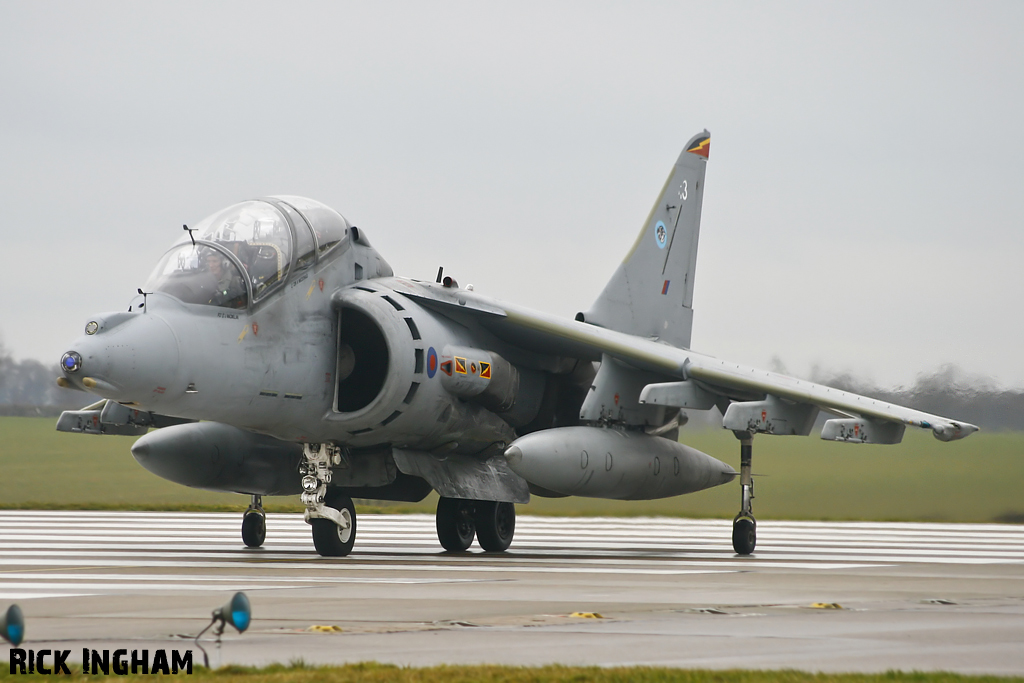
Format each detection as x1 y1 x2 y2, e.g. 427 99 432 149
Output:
143 197 349 309
144 243 249 309
273 195 350 256
190 201 293 298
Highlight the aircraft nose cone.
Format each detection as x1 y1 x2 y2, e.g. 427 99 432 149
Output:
63 312 181 402
718 461 738 485
504 445 523 468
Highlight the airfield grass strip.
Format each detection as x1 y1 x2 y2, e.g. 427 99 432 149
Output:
2 665 1022 682
4 417 1024 522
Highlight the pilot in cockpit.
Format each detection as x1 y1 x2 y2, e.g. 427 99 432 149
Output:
203 249 245 308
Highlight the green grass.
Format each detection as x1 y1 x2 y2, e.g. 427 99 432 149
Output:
1 417 1022 522
1 663 1021 683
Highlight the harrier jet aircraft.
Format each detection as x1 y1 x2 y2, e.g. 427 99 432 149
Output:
56 131 978 556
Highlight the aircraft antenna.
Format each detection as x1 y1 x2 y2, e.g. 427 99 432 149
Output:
183 224 196 246
137 288 150 312
436 266 443 283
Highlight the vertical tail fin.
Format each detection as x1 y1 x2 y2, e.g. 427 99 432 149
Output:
582 131 710 348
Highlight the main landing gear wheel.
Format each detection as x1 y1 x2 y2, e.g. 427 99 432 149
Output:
474 501 515 552
732 431 757 555
241 494 266 548
436 497 476 552
311 490 356 557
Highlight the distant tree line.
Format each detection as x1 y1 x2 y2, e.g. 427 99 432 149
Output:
1 342 1021 430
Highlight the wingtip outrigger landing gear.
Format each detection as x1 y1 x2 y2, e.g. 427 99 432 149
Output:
241 494 266 548
732 431 756 555
301 443 357 557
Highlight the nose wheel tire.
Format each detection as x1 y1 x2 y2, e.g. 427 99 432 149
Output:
241 510 266 548
311 491 356 557
436 497 476 551
474 501 515 552
732 515 756 555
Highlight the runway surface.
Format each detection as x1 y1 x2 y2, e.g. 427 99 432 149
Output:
1 511 1022 674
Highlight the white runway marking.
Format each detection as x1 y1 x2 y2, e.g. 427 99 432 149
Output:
0 512 1021 600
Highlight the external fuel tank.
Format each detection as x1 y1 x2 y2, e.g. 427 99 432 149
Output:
504 426 735 500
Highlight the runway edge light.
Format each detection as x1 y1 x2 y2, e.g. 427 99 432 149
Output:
2 604 25 646
194 592 252 669
214 592 251 633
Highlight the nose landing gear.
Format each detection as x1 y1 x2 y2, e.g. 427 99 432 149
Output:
301 443 357 557
732 432 756 555
241 494 266 548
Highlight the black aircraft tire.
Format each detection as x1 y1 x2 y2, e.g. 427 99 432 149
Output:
436 497 475 552
732 516 756 555
474 501 515 552
241 511 266 548
311 491 356 557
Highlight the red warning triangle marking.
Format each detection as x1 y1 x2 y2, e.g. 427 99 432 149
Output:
440 361 452 376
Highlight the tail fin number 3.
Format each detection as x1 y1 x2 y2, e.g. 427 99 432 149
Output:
678 181 688 201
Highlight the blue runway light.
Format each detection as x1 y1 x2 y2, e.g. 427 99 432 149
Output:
195 592 251 668
2 604 24 646
224 592 251 633
231 609 250 632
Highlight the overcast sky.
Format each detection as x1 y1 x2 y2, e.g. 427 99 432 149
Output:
2 1 1021 389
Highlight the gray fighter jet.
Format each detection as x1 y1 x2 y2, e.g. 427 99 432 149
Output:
55 131 978 556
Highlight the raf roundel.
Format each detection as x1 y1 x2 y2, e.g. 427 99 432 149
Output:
654 220 668 249
426 347 438 378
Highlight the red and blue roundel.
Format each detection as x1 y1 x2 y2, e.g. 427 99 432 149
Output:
427 347 438 378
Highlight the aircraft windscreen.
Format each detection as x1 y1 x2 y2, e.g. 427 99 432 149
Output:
144 244 249 309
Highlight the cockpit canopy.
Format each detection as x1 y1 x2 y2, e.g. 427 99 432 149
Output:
144 196 349 309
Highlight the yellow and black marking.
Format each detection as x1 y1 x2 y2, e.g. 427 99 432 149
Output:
479 361 492 379
454 357 467 374
284 393 303 400
686 136 710 158
259 390 278 398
